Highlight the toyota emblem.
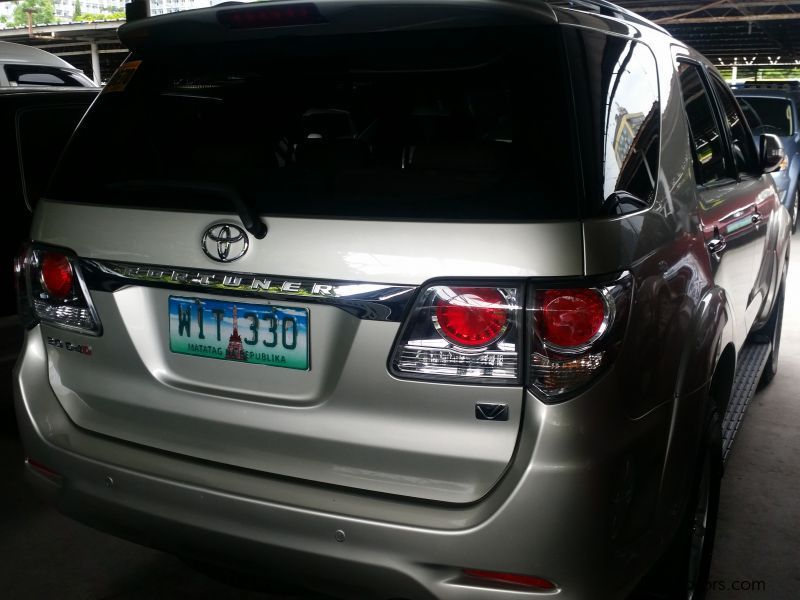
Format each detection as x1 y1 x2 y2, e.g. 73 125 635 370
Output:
202 223 249 263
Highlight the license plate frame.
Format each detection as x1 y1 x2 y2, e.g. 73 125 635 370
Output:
168 296 309 370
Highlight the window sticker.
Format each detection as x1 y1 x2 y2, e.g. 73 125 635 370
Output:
104 60 142 93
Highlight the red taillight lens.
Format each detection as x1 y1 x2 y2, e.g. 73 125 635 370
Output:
41 252 74 299
435 287 509 347
539 288 606 348
463 568 556 591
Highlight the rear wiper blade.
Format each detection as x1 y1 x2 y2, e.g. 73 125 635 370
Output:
107 179 268 239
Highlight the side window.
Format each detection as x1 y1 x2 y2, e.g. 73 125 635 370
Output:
709 75 758 176
677 62 728 186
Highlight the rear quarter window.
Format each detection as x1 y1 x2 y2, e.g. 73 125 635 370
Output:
563 28 661 217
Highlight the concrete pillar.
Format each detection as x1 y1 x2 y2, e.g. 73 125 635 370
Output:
731 65 738 84
90 41 101 86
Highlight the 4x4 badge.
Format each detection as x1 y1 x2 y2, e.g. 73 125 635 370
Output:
202 224 249 263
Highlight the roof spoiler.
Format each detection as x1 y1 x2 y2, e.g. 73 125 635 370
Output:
119 0 558 51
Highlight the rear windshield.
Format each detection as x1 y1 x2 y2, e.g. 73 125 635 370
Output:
737 96 794 137
47 27 581 221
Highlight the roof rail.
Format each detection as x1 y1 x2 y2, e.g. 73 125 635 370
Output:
743 80 800 90
549 0 669 35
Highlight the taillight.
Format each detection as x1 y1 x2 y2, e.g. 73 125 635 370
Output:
14 243 36 328
389 275 630 396
16 245 101 335
390 284 521 383
25 457 62 481
529 276 630 399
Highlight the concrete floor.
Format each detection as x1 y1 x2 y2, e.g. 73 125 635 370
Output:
704 246 800 600
1 256 799 600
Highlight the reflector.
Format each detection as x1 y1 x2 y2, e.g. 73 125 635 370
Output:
463 568 556 590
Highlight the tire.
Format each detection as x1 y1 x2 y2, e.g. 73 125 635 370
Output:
791 189 799 235
636 409 722 600
758 284 785 388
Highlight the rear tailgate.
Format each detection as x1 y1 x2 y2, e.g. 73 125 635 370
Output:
33 4 584 503
33 204 582 503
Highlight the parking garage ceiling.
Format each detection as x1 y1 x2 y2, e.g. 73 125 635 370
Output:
1 1 800 68
615 0 800 63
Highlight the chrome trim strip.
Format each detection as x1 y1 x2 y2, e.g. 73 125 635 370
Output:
79 259 417 322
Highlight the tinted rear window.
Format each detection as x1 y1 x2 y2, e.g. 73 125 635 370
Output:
48 28 581 221
737 96 794 137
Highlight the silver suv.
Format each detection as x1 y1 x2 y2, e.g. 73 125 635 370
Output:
13 2 791 599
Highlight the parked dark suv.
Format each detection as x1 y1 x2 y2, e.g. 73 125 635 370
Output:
735 80 800 233
13 2 791 599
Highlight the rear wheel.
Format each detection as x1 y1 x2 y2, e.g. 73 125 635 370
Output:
636 409 722 600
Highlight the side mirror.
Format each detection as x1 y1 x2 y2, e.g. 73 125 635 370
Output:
760 133 785 173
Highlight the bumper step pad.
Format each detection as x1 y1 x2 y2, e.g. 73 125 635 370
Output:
722 341 771 462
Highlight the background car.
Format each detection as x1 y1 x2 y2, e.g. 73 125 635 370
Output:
735 80 800 233
0 41 96 88
1 86 98 384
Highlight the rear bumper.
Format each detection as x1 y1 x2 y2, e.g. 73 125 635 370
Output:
15 326 674 600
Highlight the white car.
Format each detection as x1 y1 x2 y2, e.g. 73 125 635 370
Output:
0 41 95 88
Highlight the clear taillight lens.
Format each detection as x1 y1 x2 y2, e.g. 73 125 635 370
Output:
390 284 522 383
528 275 631 400
16 245 102 335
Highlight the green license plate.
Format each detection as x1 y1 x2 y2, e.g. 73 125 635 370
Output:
169 296 309 370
